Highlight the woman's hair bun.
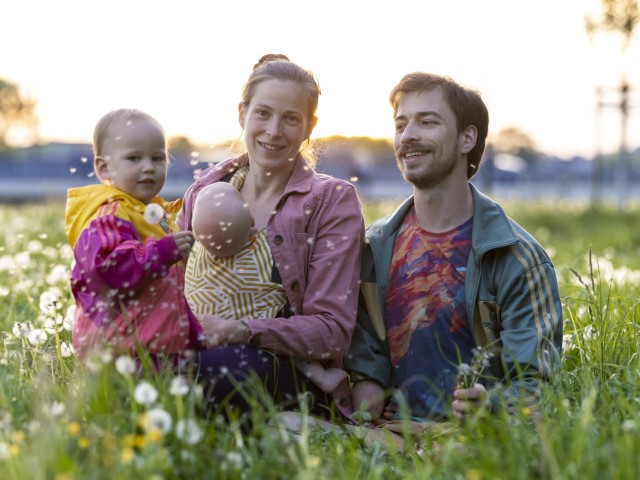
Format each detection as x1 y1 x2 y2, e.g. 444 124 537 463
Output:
253 53 290 70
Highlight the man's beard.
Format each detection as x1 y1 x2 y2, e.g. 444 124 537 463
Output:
397 144 459 190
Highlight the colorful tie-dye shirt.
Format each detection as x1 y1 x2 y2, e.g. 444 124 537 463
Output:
386 207 475 419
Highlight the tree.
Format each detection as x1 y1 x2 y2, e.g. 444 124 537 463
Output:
0 78 38 151
585 0 639 49
490 126 542 166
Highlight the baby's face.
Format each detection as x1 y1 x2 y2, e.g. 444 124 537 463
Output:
192 183 254 257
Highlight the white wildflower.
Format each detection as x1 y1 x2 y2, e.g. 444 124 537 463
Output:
175 418 203 445
141 407 172 434
63 305 75 331
169 376 190 396
115 355 137 376
46 264 69 284
134 381 159 406
60 342 73 358
225 451 244 470
12 322 32 338
27 240 43 252
27 328 47 346
39 288 62 314
14 252 30 269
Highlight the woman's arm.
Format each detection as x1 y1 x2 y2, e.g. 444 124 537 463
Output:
245 183 365 359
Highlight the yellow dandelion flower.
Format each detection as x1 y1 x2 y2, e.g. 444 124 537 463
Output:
308 456 320 468
122 434 136 448
102 433 117 450
147 429 164 443
521 406 531 417
68 422 81 436
54 473 74 480
133 434 146 448
466 469 482 480
78 437 90 449
121 447 135 464
11 431 25 443
9 444 20 456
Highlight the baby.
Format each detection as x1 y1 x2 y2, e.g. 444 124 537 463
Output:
189 182 347 393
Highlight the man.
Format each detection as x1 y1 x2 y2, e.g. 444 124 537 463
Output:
346 72 563 423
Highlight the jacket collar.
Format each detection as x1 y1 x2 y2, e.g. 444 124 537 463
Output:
367 183 519 251
196 153 314 195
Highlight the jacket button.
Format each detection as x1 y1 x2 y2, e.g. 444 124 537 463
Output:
291 280 300 291
274 235 283 245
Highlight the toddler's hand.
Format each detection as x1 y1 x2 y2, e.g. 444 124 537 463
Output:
172 231 195 260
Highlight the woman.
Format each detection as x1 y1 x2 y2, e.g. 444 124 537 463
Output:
177 54 364 418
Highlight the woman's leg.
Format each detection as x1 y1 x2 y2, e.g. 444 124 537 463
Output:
193 345 330 416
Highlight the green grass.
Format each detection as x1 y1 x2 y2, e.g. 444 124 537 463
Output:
2 200 640 479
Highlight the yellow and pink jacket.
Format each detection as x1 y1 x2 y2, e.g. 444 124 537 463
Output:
65 184 205 360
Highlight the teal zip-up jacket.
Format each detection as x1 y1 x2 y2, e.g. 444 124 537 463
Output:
346 183 563 414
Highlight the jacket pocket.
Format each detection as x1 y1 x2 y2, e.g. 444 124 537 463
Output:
477 300 502 353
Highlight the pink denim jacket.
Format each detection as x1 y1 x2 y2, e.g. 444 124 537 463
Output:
177 154 365 413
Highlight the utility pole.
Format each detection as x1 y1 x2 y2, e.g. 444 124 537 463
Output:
595 78 637 208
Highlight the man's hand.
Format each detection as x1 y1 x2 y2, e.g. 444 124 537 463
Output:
351 380 386 422
452 383 491 423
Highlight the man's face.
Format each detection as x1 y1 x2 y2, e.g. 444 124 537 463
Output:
392 88 463 190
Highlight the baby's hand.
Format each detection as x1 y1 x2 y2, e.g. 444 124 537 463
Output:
172 231 195 260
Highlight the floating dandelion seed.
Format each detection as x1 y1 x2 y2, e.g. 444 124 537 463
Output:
115 355 137 376
69 167 77 173
175 418 203 445
134 381 158 405
350 176 359 182
143 203 165 225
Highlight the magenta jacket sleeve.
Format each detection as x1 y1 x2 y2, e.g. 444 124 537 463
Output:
74 210 183 294
246 180 365 361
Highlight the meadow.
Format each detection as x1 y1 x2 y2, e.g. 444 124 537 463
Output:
1 199 640 479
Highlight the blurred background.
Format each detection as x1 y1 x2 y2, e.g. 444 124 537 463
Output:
1 0 639 207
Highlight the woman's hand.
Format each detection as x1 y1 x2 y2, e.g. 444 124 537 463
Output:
171 231 194 261
198 314 251 347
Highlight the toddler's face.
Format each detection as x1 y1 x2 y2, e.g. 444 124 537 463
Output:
96 116 168 203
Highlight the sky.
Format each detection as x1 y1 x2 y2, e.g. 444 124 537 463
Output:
2 0 640 158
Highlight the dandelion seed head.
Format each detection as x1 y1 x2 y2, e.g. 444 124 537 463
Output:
115 355 137 376
169 375 190 396
141 407 172 434
143 203 165 225
27 328 47 346
134 382 158 405
175 418 203 445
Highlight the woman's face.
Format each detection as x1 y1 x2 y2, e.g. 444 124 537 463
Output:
239 79 316 175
